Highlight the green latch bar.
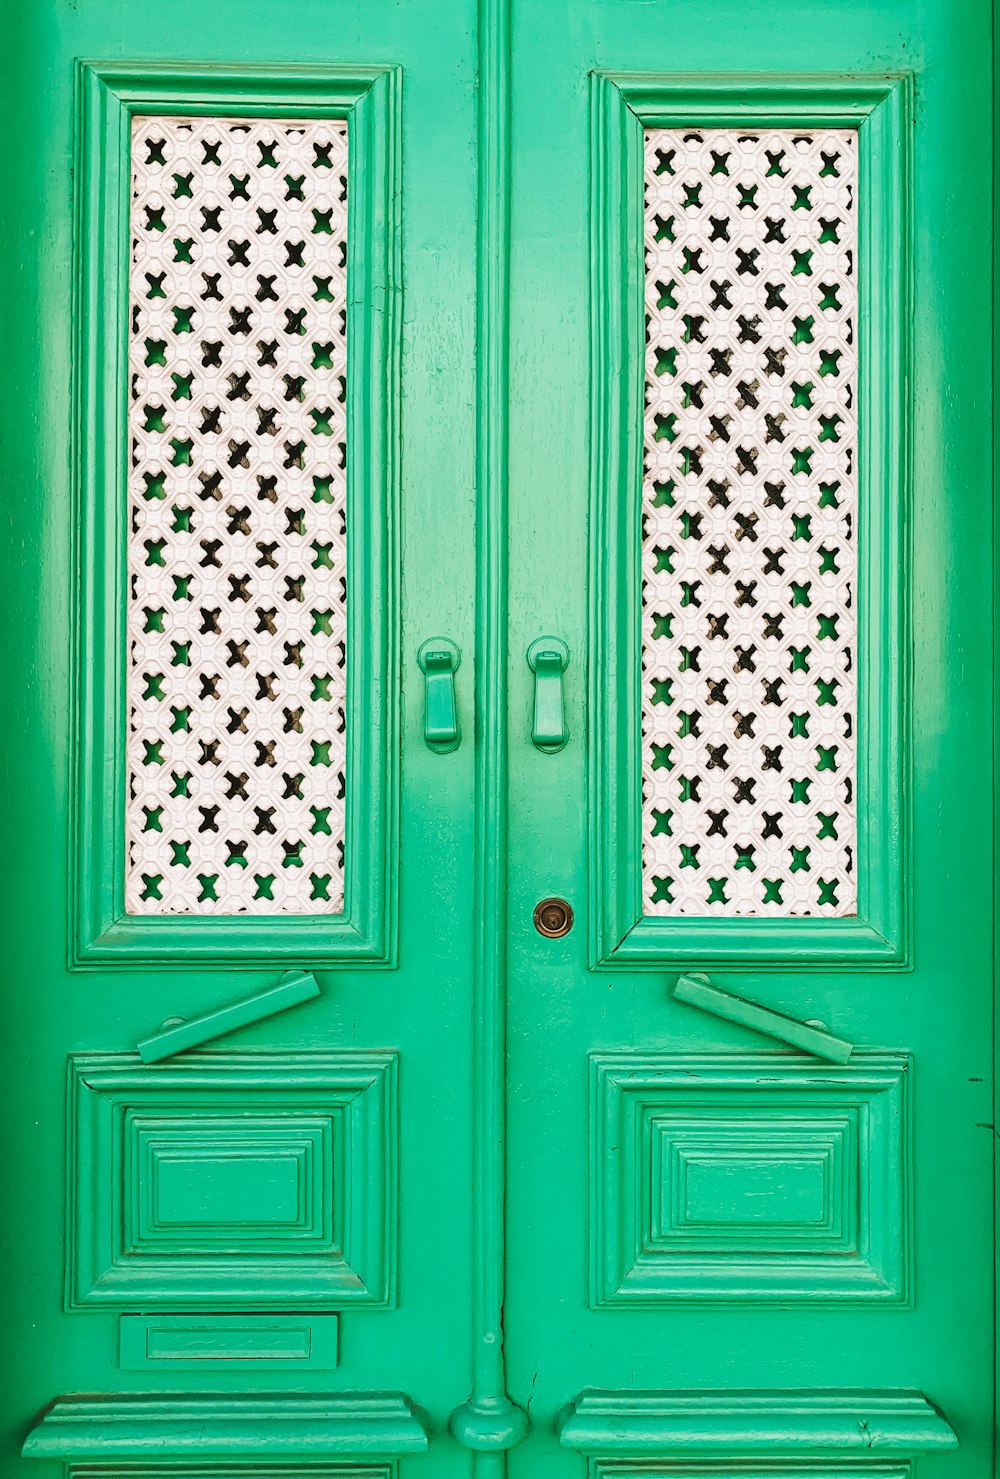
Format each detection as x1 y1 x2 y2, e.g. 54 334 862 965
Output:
137 969 321 1064
417 637 461 752
526 636 569 752
672 972 853 1064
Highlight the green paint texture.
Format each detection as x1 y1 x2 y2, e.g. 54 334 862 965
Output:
0 0 993 1476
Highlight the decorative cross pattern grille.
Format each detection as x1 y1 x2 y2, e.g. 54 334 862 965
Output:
125 116 348 915
641 127 858 916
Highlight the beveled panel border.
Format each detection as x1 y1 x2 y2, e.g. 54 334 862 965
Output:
590 1051 911 1308
72 62 401 965
589 75 911 967
67 1051 397 1310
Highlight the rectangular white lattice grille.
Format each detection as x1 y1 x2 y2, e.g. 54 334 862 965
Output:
642 128 857 916
125 116 348 915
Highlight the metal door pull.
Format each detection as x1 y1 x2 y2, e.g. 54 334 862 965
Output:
672 972 853 1064
417 638 461 751
527 636 569 751
137 969 321 1063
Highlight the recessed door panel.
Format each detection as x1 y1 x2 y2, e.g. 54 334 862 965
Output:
591 1053 908 1304
68 1053 395 1308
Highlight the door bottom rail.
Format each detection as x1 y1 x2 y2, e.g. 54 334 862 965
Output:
21 1393 429 1460
557 1389 957 1455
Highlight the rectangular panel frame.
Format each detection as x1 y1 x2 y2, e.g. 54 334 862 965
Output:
118 1312 340 1370
590 1050 910 1307
589 75 910 967
73 62 401 965
67 1051 397 1310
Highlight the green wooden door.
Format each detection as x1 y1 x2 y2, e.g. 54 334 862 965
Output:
503 3 995 1478
0 0 994 1478
0 0 481 1472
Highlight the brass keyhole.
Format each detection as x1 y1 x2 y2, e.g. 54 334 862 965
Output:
534 897 573 938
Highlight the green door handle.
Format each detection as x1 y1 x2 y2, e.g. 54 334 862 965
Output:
137 970 321 1064
527 636 569 752
417 638 461 752
672 972 853 1064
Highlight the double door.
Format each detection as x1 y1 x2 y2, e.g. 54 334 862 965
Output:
0 2 993 1479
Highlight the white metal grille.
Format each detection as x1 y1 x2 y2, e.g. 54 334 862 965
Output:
641 127 857 916
125 116 348 915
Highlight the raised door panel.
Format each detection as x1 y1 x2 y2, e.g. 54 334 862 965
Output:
67 1052 396 1309
591 1053 908 1304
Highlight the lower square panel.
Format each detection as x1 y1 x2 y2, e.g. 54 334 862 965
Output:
67 1052 396 1309
590 1052 909 1305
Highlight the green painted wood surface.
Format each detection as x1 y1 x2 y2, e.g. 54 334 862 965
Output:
117 1313 341 1371
0 0 994 1476
557 1390 958 1454
0 1 479 1474
22 1395 429 1458
502 5 993 1479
